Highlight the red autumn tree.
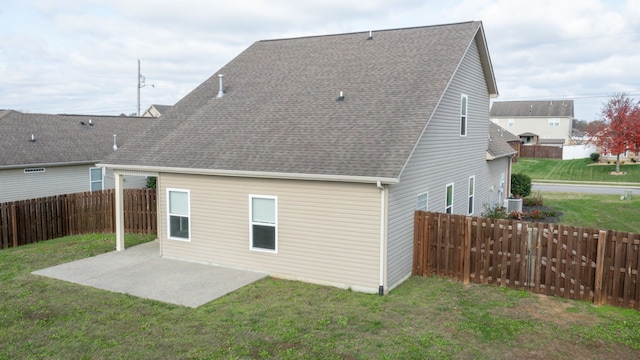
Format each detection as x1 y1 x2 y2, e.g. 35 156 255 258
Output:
586 93 640 173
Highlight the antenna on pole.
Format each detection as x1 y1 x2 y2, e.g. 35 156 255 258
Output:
137 59 154 116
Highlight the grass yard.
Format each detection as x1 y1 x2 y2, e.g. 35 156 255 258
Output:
539 191 640 233
512 158 640 183
2 234 640 359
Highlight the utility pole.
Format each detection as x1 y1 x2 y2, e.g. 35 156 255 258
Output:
137 59 154 116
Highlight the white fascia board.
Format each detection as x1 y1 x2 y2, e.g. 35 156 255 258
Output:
98 163 399 185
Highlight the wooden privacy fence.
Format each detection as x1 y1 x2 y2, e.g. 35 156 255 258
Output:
414 211 640 310
0 189 157 249
520 145 562 159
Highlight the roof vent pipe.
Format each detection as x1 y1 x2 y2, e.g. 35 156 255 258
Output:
29 134 36 143
113 134 118 151
217 74 225 98
367 30 373 40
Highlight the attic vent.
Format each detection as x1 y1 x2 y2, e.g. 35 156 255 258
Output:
337 91 345 101
24 168 45 173
367 30 373 40
217 74 225 98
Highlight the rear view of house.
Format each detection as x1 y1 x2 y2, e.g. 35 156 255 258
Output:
490 100 575 145
102 21 513 293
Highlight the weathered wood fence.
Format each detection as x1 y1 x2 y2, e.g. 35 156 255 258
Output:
414 211 640 310
520 145 562 159
0 189 157 249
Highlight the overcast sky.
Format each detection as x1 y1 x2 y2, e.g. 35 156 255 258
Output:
2 0 639 121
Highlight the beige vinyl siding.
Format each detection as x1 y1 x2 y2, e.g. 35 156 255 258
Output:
491 116 572 142
158 173 382 292
386 36 496 290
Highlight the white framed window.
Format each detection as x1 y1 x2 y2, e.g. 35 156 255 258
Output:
445 183 454 214
460 94 468 136
250 195 277 253
89 167 104 191
416 192 428 211
508 118 514 127
548 118 560 127
468 176 475 215
167 189 190 241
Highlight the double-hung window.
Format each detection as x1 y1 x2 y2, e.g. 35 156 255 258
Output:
168 189 190 240
460 94 468 136
250 195 277 252
548 118 560 127
468 176 475 215
416 192 428 211
445 183 454 214
90 167 104 191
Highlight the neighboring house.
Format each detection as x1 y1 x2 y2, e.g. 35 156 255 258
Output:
490 100 574 145
0 110 153 203
489 122 521 162
142 104 172 118
102 21 514 294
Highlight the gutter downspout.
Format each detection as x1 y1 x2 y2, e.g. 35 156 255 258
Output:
377 180 386 296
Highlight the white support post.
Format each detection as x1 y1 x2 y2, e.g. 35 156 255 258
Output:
115 172 125 251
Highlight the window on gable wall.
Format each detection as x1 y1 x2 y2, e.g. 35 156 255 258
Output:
90 167 104 191
548 118 560 127
416 192 428 211
468 176 475 215
460 94 468 136
445 183 454 214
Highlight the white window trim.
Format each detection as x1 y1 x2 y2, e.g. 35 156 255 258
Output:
249 194 278 253
468 176 475 215
167 188 191 241
460 94 468 137
416 192 428 212
445 183 454 214
548 118 560 127
89 167 104 192
508 118 514 127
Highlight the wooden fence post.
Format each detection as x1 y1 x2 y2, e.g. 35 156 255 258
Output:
594 230 608 306
463 217 471 284
11 204 18 248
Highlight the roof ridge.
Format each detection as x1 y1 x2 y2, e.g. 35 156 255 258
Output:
258 20 480 43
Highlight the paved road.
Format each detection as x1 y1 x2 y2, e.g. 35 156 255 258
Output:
533 183 640 196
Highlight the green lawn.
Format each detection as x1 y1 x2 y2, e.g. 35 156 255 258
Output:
512 158 640 183
2 234 640 359
539 192 640 233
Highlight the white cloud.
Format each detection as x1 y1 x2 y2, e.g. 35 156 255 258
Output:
1 0 638 119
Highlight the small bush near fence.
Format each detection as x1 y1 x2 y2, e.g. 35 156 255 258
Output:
0 189 157 249
414 211 640 310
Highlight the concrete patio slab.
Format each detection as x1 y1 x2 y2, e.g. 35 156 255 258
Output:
32 241 267 308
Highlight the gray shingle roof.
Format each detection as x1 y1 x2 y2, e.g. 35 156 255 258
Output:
104 21 495 180
0 111 154 168
487 122 518 159
490 100 574 117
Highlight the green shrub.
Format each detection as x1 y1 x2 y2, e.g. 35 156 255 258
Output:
523 192 543 206
511 173 532 198
590 153 600 162
632 158 637 163
146 176 157 189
